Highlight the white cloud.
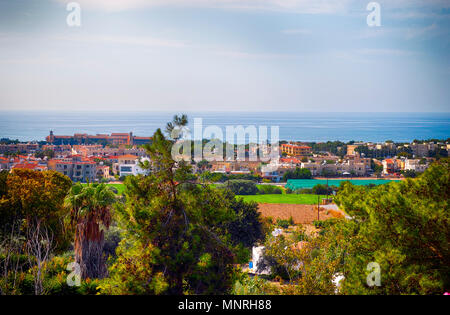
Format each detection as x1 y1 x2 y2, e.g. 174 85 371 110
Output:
62 34 188 48
56 0 353 14
56 0 450 14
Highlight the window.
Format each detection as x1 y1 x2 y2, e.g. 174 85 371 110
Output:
120 166 132 173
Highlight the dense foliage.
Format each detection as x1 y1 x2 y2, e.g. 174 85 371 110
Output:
282 168 312 181
100 117 263 295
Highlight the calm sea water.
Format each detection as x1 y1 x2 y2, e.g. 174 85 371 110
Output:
0 111 449 143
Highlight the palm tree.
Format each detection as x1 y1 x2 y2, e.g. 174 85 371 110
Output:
64 183 116 279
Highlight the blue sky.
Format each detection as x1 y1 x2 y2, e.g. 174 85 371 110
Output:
0 0 449 112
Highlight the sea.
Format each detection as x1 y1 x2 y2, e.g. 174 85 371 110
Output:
0 111 449 143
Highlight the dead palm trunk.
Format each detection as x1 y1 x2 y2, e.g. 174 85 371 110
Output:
74 215 108 279
65 183 115 280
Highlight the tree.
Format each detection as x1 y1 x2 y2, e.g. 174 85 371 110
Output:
282 168 312 181
223 191 264 249
64 183 116 279
266 159 449 295
35 149 55 159
218 179 258 195
102 116 238 295
0 169 72 251
196 159 211 173
312 184 332 195
334 159 450 294
401 169 417 178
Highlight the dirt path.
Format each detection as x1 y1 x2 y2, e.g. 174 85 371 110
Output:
257 203 338 224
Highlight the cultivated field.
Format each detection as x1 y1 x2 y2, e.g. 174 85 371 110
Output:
238 194 327 205
257 203 339 224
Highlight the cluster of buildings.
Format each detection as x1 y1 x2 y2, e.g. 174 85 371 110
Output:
381 158 430 175
46 131 151 146
1 136 447 183
0 131 152 182
206 141 443 182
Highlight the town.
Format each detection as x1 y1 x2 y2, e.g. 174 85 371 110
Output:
0 131 448 183
0 116 448 297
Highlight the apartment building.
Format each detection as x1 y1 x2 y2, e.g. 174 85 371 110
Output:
0 157 11 170
42 144 73 156
281 143 312 156
96 165 111 179
404 159 428 173
48 155 96 182
210 160 261 174
117 156 151 177
382 159 402 175
72 145 147 158
0 143 39 154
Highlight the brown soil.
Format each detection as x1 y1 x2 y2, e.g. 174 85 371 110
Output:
257 203 335 224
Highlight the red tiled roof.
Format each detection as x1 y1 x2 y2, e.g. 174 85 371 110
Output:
117 154 138 159
12 162 43 170
280 157 301 164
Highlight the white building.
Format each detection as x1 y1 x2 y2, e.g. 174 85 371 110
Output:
118 157 151 177
404 159 428 173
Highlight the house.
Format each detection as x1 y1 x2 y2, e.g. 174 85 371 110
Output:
48 155 96 182
0 143 39 154
281 143 312 157
11 161 47 172
404 159 428 173
382 159 402 175
96 165 110 179
118 157 151 177
0 157 10 170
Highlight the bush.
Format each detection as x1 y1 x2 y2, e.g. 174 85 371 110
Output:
296 188 313 194
276 217 293 229
258 185 282 195
312 184 333 195
218 180 258 195
282 168 312 181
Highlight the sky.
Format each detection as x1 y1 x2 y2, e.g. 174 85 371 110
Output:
0 0 449 112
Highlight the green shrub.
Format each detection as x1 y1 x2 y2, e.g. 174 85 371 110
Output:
258 185 282 195
276 219 291 229
217 180 258 195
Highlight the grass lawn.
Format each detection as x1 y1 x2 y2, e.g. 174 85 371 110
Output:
237 194 327 205
107 183 126 194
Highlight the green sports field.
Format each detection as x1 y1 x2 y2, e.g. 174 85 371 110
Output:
237 194 327 205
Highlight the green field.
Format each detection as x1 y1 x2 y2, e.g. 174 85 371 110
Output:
107 183 126 194
237 194 327 205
